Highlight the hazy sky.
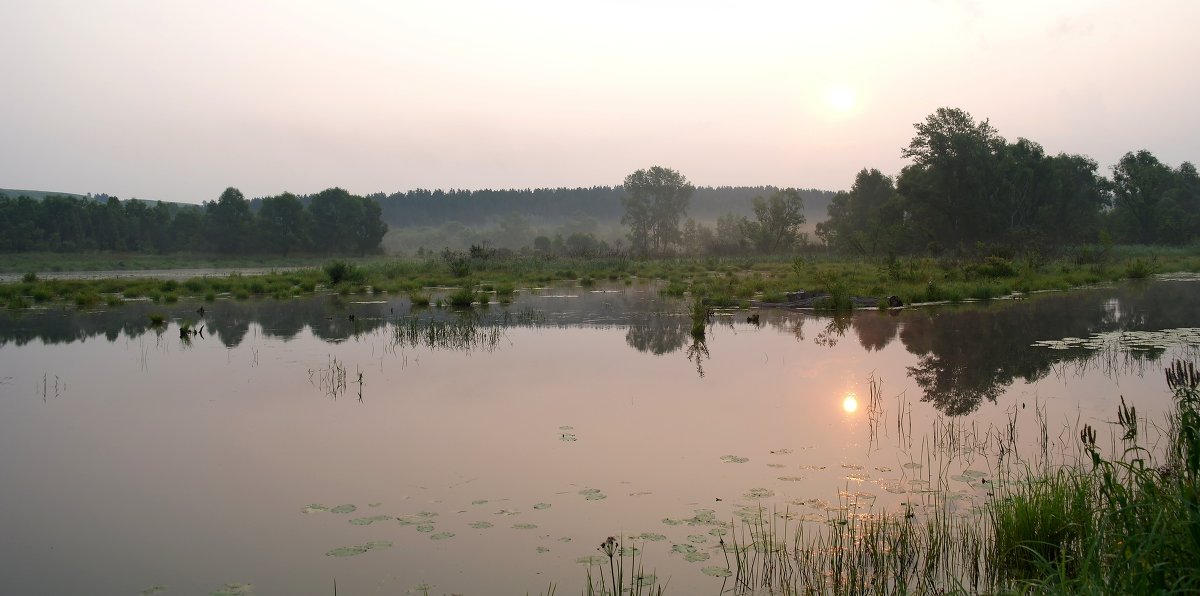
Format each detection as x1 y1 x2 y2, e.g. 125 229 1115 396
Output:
2 0 1196 204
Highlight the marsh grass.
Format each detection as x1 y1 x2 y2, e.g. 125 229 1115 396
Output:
582 536 664 596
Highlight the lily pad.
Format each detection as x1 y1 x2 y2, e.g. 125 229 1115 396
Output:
767 463 787 468
364 540 393 550
662 518 683 526
638 532 667 541
962 469 989 478
471 499 489 505
536 546 551 553
349 515 393 525
416 524 435 533
513 523 538 530
560 433 578 442
559 425 574 431
533 502 552 510
684 551 711 563
209 584 254 596
744 488 775 499
903 462 923 470
576 555 606 565
778 476 805 482
329 504 357 514
430 532 454 540
688 534 708 544
368 502 383 508
720 455 749 464
585 493 607 501
469 521 494 529
708 527 728 537
635 574 658 587
578 488 602 496
702 566 733 577
301 504 329 514
326 546 368 557
672 544 698 555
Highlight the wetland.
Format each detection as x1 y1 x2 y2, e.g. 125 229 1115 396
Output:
1 275 1199 594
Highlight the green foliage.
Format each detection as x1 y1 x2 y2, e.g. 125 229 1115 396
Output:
323 261 363 285
621 166 694 255
1124 258 1152 279
447 287 476 307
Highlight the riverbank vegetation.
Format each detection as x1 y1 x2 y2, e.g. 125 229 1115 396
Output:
3 246 1199 313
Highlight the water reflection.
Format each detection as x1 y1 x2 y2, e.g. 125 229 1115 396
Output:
842 393 859 414
1 280 1199 416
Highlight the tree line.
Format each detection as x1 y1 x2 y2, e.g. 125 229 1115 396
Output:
374 185 833 227
816 107 1199 255
0 187 387 255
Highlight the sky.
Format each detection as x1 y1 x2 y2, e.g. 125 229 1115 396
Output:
1 0 1197 204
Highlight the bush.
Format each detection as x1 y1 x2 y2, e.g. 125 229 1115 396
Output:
323 261 363 285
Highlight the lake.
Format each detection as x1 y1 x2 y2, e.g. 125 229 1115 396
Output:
1 277 1198 595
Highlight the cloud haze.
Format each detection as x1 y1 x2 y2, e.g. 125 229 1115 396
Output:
1 0 1196 203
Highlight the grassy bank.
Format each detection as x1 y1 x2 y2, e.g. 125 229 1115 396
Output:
2 246 1199 312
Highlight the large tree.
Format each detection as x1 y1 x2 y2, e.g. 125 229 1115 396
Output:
205 187 253 253
1111 150 1176 244
742 188 806 253
898 107 1006 249
621 166 694 255
817 169 904 254
256 192 311 255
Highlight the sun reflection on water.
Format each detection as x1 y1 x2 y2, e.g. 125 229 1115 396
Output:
842 393 859 414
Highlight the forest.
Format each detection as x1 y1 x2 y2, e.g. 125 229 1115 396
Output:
817 108 1200 255
2 107 1196 258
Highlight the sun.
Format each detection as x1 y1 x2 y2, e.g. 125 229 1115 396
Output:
824 86 858 113
842 393 859 414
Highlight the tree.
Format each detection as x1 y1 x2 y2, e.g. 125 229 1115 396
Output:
1111 150 1174 244
817 169 905 254
741 188 806 253
256 193 311 255
621 166 694 255
898 107 1006 248
205 187 253 253
308 187 388 255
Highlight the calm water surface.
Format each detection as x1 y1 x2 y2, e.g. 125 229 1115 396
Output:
1 278 1198 595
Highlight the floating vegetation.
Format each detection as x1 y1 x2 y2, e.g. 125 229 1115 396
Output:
778 476 805 482
209 583 254 596
577 488 606 500
637 532 667 541
798 464 827 470
140 585 167 596
662 518 683 526
325 540 392 557
745 488 775 499
468 521 493 529
576 555 606 566
708 527 728 537
329 504 357 514
368 502 383 508
559 425 574 431
471 499 489 505
301 504 329 514
416 524 435 533
767 463 788 468
349 515 392 525
720 455 749 464
560 433 578 442
533 502 552 510
513 523 538 530
771 448 793 455
1031 327 1200 352
903 462 923 470
536 546 551 553
841 463 865 470
702 566 733 577
684 551 711 563
672 542 700 556
687 534 708 544
430 532 454 540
